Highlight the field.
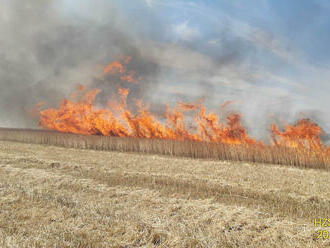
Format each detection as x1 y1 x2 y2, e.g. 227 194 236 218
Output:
0 128 329 170
0 140 330 247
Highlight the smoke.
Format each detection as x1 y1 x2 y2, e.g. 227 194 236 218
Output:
0 0 328 141
0 0 162 127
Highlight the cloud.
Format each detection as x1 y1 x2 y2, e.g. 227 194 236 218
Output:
173 21 200 41
145 0 153 7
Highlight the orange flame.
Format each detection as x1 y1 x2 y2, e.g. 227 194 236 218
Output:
39 87 258 144
103 57 138 84
271 119 324 149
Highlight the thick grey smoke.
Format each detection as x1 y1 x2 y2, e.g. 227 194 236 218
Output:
0 0 328 141
0 0 163 127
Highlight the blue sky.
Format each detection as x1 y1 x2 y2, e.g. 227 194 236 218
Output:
112 0 329 60
61 0 330 67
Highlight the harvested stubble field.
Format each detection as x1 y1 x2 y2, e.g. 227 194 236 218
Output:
0 138 330 247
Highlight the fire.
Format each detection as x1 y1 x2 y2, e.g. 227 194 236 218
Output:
103 56 138 84
39 85 258 144
271 119 324 149
37 58 329 150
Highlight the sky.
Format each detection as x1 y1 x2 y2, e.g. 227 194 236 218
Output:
1 0 330 139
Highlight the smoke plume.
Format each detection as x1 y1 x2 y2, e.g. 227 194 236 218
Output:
0 0 329 141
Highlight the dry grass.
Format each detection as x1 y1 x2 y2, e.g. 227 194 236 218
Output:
0 140 329 247
0 128 329 170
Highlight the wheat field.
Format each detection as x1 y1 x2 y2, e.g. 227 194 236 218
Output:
0 139 329 247
0 128 329 170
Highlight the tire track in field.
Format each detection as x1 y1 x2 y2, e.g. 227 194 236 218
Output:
3 154 330 223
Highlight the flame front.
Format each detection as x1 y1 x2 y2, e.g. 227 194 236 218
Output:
38 58 329 150
271 119 324 149
39 86 257 144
